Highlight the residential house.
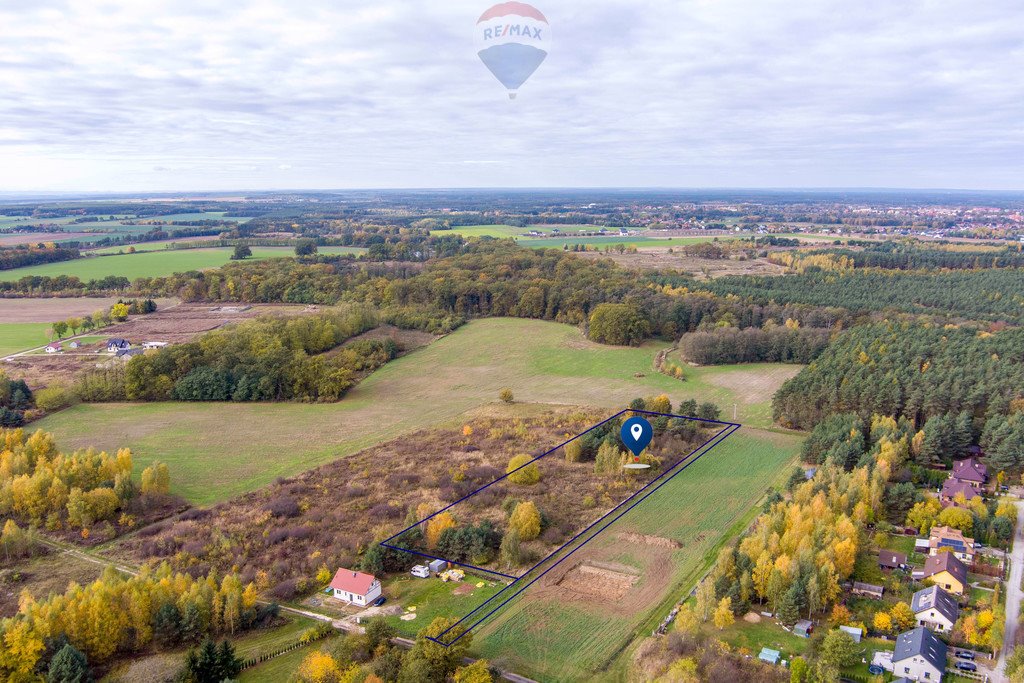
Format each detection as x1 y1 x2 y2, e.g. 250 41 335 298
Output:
328 569 381 606
913 552 967 596
852 582 884 599
940 478 980 506
106 338 131 353
928 526 976 564
911 586 960 633
45 342 61 353
879 550 908 571
951 457 987 488
891 627 947 682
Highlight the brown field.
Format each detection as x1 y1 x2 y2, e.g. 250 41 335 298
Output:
0 297 179 323
333 324 438 357
701 364 803 404
577 249 788 278
95 302 312 344
0 232 98 246
0 547 106 617
111 410 717 600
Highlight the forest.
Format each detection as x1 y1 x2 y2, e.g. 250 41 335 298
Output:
694 268 1024 323
807 241 1024 270
773 322 1024 429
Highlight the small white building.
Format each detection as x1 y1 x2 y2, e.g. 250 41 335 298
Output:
45 342 61 353
142 341 169 349
328 569 381 606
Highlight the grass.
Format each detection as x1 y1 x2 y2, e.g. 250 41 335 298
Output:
471 428 802 682
89 243 366 256
522 235 717 250
0 322 51 355
0 247 358 282
714 618 811 658
430 225 719 250
97 616 322 683
231 615 319 660
237 634 338 683
34 318 800 504
382 575 509 638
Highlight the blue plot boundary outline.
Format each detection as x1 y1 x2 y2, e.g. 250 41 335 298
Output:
379 408 741 646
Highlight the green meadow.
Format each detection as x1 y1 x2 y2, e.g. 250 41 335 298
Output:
0 323 51 356
35 318 800 504
0 246 362 282
473 428 801 681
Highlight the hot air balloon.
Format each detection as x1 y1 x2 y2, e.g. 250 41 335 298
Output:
474 2 550 99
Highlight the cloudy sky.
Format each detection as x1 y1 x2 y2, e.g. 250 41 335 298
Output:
1 0 1022 192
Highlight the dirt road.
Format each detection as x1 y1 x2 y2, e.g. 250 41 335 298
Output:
996 499 1024 682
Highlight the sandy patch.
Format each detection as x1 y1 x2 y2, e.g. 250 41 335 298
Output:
0 297 178 323
701 365 803 405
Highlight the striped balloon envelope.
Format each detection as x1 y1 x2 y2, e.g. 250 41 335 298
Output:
474 2 550 99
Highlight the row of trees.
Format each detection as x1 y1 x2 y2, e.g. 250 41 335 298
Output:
47 299 156 340
0 245 79 271
0 563 266 679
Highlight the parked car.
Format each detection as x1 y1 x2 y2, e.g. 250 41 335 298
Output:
955 650 976 660
955 661 977 672
372 595 386 607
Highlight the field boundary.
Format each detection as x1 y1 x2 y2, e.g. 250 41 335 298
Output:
381 409 736 579
380 408 741 646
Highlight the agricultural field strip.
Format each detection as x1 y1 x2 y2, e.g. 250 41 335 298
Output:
382 408 734 580
415 417 745 647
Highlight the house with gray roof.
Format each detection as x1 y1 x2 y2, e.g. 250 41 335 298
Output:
892 627 947 682
911 585 960 633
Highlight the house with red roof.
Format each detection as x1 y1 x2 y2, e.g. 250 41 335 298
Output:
951 456 987 488
940 478 980 506
329 569 381 606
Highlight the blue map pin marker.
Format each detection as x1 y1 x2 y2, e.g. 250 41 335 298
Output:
621 416 653 456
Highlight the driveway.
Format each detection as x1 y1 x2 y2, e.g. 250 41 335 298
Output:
996 499 1024 682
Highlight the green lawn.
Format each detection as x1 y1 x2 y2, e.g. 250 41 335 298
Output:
0 246 358 282
472 428 802 682
0 322 51 356
231 615 319 661
382 575 509 638
237 636 338 683
522 235 717 250
34 318 800 504
714 618 811 658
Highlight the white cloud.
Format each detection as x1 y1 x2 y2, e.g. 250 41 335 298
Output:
0 0 1021 191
